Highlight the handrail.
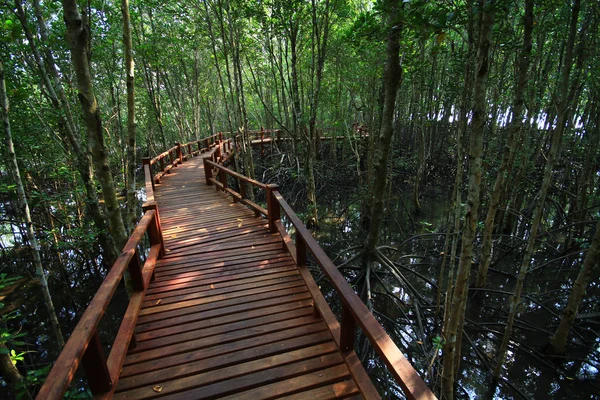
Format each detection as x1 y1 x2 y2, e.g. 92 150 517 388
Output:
36 208 165 399
205 142 436 400
37 134 226 399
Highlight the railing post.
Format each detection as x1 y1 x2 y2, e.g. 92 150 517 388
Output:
260 126 265 159
218 168 227 192
339 303 356 352
142 158 154 192
175 142 183 164
128 249 145 291
277 129 281 141
296 235 306 267
203 157 213 186
266 184 280 233
159 157 165 177
143 203 165 259
82 331 112 394
187 143 192 157
239 179 246 200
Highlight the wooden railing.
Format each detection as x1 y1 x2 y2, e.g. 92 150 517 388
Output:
141 133 224 194
37 134 432 399
36 136 223 399
35 206 165 399
204 151 436 400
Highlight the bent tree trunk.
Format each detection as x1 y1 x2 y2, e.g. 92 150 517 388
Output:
441 3 494 398
63 0 129 249
1 61 65 347
550 220 600 353
363 0 402 258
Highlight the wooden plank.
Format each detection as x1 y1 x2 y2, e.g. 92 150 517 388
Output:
142 272 301 306
130 307 315 353
135 292 313 334
276 380 361 399
123 315 325 366
121 322 330 378
138 286 310 328
144 264 299 297
221 366 355 400
116 331 334 392
136 299 314 342
149 353 346 400
138 280 307 318
116 343 340 400
152 253 291 281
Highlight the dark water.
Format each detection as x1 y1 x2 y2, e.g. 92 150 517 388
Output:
255 145 600 399
1 145 597 399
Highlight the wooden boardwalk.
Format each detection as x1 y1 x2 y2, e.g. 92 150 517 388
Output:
114 156 367 399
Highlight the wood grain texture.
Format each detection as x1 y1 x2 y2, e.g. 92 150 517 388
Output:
114 155 373 399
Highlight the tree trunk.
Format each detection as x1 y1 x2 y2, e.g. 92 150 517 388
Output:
476 0 533 288
441 3 494 398
1 61 65 347
493 0 581 383
122 0 137 232
16 0 120 268
62 0 129 250
363 0 402 257
550 220 600 353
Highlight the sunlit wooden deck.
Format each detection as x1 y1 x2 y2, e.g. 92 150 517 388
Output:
114 156 368 399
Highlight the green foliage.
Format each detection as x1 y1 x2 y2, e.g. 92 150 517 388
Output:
432 335 444 351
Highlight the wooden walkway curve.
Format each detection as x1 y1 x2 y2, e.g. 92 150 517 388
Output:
36 135 435 400
115 155 365 399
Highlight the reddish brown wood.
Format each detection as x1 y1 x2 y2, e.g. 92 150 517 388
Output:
203 156 213 185
273 191 435 400
340 303 356 352
35 211 159 400
266 184 280 233
128 249 145 292
40 140 434 400
142 158 155 194
82 331 112 394
296 234 307 267
175 142 183 163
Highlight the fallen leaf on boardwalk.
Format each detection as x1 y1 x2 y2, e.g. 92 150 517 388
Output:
210 284 215 289
417 341 423 345
156 299 162 305
165 248 171 252
152 386 163 393
182 186 186 188
171 234 177 238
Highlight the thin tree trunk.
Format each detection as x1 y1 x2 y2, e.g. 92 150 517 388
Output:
363 0 402 257
1 61 65 347
493 0 581 383
122 0 137 232
441 3 494 398
62 0 129 250
550 220 600 353
476 0 533 288
17 0 120 268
